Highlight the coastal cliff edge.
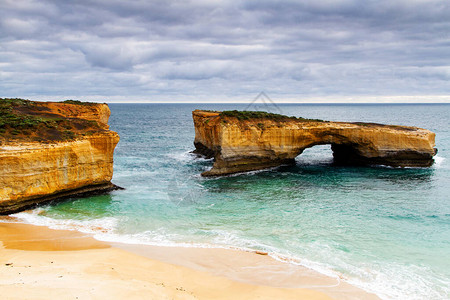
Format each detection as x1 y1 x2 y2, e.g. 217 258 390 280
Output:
0 99 120 214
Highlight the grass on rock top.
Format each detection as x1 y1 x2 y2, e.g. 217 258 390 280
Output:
0 98 102 143
219 110 325 122
216 110 415 131
62 100 97 105
0 98 47 130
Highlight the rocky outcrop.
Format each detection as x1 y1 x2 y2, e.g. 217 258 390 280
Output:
0 100 120 214
192 110 437 176
38 101 112 127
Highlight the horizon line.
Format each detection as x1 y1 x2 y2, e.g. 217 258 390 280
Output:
103 101 450 104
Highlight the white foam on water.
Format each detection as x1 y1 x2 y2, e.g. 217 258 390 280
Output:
344 262 450 300
166 151 213 163
11 210 118 235
375 155 445 170
8 209 449 300
433 155 445 169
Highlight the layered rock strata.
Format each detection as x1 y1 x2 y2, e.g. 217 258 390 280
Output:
0 101 120 214
192 110 437 176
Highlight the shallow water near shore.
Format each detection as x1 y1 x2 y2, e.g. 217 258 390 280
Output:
10 103 450 299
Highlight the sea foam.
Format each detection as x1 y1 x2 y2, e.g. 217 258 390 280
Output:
9 209 450 299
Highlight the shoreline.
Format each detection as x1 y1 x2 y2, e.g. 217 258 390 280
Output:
0 220 379 299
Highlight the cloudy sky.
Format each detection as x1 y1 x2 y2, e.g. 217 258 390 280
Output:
1 0 449 103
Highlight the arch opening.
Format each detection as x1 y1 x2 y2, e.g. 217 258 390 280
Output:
331 143 367 166
295 144 334 166
294 142 367 167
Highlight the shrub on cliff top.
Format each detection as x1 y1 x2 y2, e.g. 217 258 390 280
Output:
63 100 95 105
219 110 324 122
0 98 32 107
0 98 102 142
0 98 40 129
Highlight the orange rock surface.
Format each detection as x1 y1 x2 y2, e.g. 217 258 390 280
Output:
192 110 437 176
0 101 119 214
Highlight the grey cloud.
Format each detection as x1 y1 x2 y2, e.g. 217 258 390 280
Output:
79 45 134 70
0 0 449 102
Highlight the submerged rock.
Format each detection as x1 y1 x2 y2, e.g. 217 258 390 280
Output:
192 110 437 176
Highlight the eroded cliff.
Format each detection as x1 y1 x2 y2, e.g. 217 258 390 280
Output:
0 99 120 214
193 110 437 176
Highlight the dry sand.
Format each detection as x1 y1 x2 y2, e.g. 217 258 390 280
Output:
0 221 379 299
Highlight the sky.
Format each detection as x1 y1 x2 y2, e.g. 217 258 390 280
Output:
1 0 450 103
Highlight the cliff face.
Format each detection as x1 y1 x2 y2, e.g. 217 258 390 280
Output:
193 110 437 176
0 100 119 214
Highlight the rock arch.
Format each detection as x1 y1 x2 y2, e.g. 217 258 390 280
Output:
192 110 437 176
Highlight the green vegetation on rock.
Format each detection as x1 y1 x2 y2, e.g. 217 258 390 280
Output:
63 100 95 105
219 110 324 122
0 98 101 142
0 98 45 130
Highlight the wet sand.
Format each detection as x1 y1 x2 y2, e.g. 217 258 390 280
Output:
0 221 379 299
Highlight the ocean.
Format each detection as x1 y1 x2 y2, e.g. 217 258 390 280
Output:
11 103 450 299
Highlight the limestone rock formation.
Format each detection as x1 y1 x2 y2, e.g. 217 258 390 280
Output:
192 110 437 176
0 99 120 214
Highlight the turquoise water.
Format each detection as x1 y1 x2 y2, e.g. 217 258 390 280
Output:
13 104 450 299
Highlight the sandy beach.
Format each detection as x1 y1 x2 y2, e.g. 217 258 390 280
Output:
0 220 379 300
